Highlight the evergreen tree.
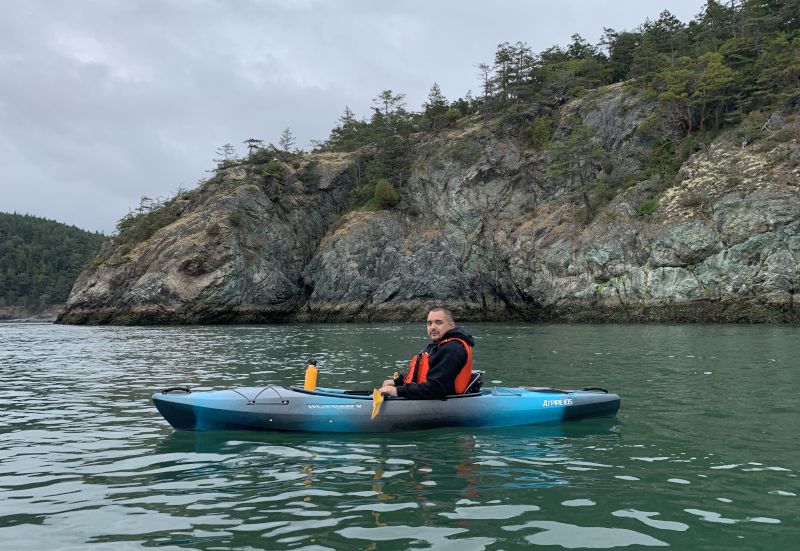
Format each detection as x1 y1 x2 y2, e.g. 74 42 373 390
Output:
509 41 536 102
424 83 449 117
424 83 450 128
602 28 639 82
696 0 738 52
243 138 265 159
494 42 514 103
450 90 478 116
279 127 295 152
373 90 406 119
324 106 368 151
476 63 494 117
695 51 736 129
549 123 609 220
213 143 239 170
756 33 800 105
372 89 409 136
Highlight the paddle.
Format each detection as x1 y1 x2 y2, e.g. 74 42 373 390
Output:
371 372 399 420
371 388 385 420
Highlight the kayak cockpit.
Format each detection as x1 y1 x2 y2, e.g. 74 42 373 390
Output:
288 386 486 400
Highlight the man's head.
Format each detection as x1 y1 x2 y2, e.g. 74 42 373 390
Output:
426 308 456 342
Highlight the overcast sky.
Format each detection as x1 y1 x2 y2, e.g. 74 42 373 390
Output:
1 0 708 234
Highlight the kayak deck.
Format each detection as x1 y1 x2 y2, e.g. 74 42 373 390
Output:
153 385 620 433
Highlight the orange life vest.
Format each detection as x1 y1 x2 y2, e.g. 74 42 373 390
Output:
404 337 473 394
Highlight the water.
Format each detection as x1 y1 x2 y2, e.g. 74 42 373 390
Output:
1 322 798 550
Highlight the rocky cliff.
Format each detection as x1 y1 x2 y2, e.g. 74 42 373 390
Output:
59 84 800 324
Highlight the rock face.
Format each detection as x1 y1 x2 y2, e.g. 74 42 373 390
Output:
59 86 800 324
60 154 356 324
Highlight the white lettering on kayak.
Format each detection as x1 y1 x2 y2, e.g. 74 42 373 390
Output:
543 398 574 407
307 403 363 410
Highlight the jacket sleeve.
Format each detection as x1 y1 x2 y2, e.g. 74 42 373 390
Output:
396 341 467 400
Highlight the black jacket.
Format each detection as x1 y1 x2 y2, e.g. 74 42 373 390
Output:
396 327 475 400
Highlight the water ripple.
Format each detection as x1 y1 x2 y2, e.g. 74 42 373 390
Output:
504 520 669 547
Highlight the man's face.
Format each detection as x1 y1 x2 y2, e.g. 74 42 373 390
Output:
427 310 455 342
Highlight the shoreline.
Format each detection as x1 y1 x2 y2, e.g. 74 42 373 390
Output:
55 300 800 326
0 305 62 324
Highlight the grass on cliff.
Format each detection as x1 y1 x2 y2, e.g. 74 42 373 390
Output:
636 198 659 216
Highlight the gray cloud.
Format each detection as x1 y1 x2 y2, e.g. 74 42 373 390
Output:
0 0 706 233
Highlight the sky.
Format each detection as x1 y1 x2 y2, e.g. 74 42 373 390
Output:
0 0 708 234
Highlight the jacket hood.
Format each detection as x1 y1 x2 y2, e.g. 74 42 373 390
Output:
439 326 475 347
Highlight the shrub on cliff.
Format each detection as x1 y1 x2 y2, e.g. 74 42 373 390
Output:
522 116 554 149
261 160 285 180
443 108 462 125
371 179 399 209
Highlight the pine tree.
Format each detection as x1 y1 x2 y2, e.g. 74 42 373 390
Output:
371 90 408 135
213 143 239 170
243 138 265 159
424 83 449 128
549 123 609 221
279 128 295 152
476 63 494 117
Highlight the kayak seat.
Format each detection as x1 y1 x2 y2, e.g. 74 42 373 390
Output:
463 371 483 393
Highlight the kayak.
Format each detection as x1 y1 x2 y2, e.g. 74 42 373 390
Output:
152 385 620 433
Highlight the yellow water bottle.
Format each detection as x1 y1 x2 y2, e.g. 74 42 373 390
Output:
304 359 318 391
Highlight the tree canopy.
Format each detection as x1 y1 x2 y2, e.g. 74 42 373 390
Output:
314 0 798 182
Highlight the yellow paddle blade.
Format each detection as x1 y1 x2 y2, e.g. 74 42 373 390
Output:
371 388 384 420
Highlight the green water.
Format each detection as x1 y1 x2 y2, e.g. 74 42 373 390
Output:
1 322 798 549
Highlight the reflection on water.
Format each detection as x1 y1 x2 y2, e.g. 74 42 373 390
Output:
1 322 798 549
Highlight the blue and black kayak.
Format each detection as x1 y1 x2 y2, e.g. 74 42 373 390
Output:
152 385 620 433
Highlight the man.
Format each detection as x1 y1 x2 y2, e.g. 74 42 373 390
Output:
379 307 476 399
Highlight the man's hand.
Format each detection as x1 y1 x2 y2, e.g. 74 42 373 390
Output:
379 385 398 397
382 379 396 387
